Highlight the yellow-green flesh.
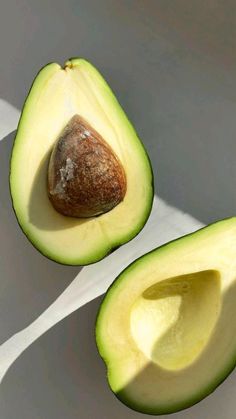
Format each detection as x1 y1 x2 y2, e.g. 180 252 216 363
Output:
96 218 236 414
10 59 153 265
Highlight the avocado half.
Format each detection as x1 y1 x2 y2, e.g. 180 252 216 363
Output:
96 218 236 414
10 58 153 265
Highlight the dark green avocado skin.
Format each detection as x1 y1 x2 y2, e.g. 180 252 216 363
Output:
115 368 231 416
96 217 236 415
9 58 154 266
9 155 154 266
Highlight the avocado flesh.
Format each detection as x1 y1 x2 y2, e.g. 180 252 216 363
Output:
96 218 236 414
10 59 153 265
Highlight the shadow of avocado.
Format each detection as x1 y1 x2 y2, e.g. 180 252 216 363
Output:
143 270 221 369
28 150 92 231
0 131 81 344
3 281 236 419
115 273 236 417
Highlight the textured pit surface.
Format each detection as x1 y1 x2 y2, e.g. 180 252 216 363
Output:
48 114 127 217
10 58 153 265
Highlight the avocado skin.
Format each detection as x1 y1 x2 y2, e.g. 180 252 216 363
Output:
9 159 153 266
96 217 236 414
9 58 154 265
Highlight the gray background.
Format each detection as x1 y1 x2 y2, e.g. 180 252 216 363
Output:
1 1 236 418
1 0 236 223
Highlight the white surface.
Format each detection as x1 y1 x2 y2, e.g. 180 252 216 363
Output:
0 194 203 382
0 100 20 138
0 99 233 419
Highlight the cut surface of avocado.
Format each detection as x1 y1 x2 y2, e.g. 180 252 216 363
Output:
10 58 153 265
96 218 236 414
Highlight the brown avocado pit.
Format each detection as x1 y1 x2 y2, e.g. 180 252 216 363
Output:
47 114 127 218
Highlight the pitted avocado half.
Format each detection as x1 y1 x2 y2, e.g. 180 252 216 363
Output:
96 218 236 414
10 58 153 265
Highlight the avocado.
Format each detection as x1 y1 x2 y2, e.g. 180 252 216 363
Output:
10 58 153 265
96 218 236 414
48 114 127 218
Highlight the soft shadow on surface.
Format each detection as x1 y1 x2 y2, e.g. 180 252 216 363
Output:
135 270 220 370
2 288 236 419
0 132 81 343
28 149 92 231
0 296 139 419
117 279 236 418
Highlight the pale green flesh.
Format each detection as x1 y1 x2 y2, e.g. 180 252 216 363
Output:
96 218 236 414
10 59 153 265
131 270 221 371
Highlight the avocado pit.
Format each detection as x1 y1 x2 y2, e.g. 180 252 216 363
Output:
48 115 127 217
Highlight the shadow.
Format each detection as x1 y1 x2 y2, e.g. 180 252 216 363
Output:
116 275 236 417
28 148 92 231
0 296 142 419
1 0 236 229
2 282 236 419
0 131 81 344
142 270 220 370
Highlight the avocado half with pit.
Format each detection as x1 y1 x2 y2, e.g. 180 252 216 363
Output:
96 218 236 414
10 58 153 265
